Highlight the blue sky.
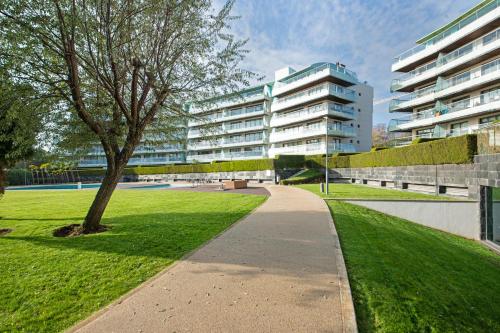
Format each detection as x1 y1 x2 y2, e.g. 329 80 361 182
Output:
223 0 476 125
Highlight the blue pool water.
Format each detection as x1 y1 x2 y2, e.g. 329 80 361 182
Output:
7 183 173 191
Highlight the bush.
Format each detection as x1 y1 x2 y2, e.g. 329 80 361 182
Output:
6 168 32 186
280 169 323 185
273 155 305 170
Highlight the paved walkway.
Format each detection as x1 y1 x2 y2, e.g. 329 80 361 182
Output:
70 185 356 333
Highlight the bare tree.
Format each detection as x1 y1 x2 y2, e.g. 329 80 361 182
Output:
0 0 254 233
372 123 390 148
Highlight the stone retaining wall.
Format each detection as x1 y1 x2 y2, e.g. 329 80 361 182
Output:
329 154 500 199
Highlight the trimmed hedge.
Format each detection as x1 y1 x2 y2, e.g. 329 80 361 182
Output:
76 135 478 177
349 135 476 168
78 158 275 177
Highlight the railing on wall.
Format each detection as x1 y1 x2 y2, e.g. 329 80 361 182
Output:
477 122 500 154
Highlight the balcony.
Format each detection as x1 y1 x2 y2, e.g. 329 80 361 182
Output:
389 88 500 131
223 136 266 148
391 57 500 112
392 0 500 72
225 122 265 134
272 83 356 113
224 150 265 159
187 127 223 139
188 104 265 126
79 156 185 167
270 102 355 127
270 124 356 143
269 142 356 157
272 63 358 97
186 154 223 163
187 140 223 150
389 84 437 112
190 89 266 114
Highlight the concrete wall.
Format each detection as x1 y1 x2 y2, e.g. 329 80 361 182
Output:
328 153 500 199
342 199 481 240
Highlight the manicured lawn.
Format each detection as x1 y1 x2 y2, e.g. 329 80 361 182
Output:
297 183 455 200
327 201 500 332
0 189 266 332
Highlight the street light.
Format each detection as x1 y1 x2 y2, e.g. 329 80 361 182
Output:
324 116 329 195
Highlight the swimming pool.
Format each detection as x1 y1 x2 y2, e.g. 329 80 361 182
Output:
6 183 178 191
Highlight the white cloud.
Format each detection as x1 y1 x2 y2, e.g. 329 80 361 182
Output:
224 0 476 123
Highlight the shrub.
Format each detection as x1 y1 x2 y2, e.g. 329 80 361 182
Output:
370 147 388 151
6 168 32 186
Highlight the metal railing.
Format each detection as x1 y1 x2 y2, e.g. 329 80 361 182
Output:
276 63 358 87
393 0 500 64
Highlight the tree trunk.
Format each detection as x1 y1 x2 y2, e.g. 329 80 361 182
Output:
81 164 124 233
0 166 5 198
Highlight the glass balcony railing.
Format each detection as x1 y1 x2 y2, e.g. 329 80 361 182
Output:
274 83 356 107
389 84 436 111
273 142 355 155
226 151 263 158
438 58 500 90
227 122 263 131
275 63 358 87
389 88 500 131
224 136 263 145
391 28 500 91
273 124 355 141
393 0 500 65
275 102 355 122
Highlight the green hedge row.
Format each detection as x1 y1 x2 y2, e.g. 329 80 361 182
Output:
306 135 476 169
77 135 477 177
78 158 275 177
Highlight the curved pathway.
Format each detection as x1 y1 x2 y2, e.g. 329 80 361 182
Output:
70 185 356 333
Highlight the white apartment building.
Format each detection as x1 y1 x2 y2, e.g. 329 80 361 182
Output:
79 62 373 167
186 84 273 163
268 63 373 157
388 0 500 145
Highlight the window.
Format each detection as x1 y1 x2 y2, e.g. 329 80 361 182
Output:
416 128 434 138
357 124 360 128
245 118 263 128
480 114 500 125
450 121 469 136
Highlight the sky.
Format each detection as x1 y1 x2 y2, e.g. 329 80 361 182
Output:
220 0 477 125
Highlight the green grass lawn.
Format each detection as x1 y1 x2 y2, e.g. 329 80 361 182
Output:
0 189 266 333
297 183 455 200
325 201 500 332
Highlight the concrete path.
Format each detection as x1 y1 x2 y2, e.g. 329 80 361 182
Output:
70 185 356 333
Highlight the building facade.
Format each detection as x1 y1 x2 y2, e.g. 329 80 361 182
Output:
79 62 373 167
268 63 372 157
388 0 500 145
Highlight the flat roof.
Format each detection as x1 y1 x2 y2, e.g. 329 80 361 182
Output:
416 0 495 44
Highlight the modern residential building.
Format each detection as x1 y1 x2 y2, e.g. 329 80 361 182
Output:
268 63 373 156
79 62 373 167
186 84 273 163
78 128 187 168
388 0 500 145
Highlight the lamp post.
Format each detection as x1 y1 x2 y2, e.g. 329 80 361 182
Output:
324 116 329 195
